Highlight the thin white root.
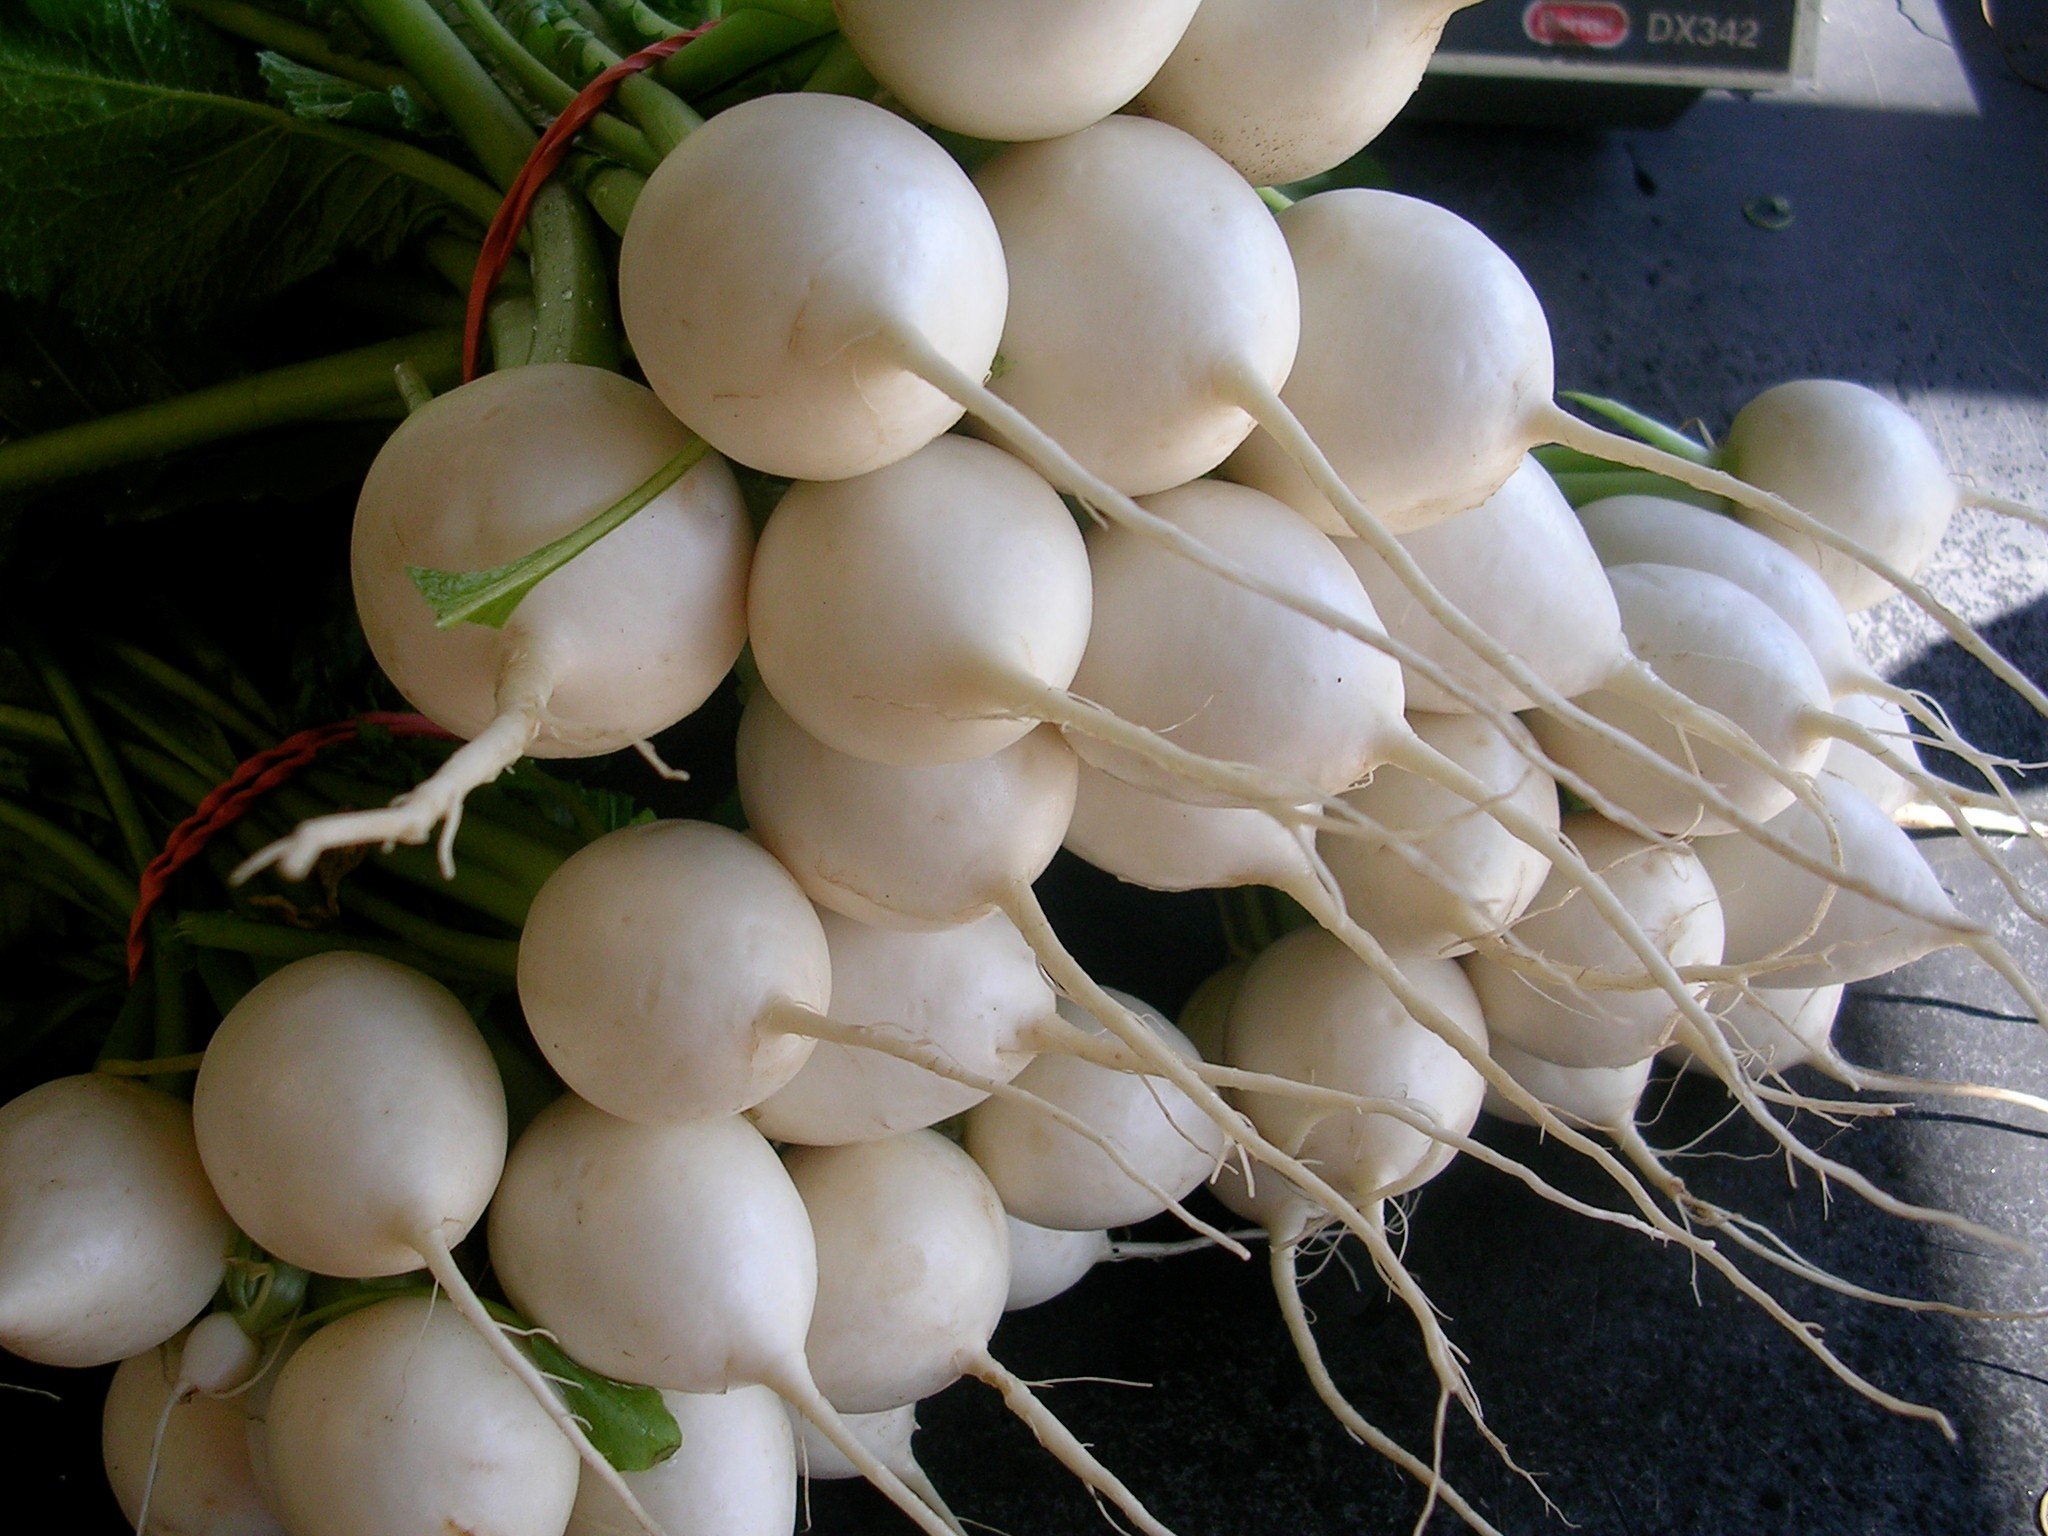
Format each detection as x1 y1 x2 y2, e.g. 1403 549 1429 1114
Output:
1895 802 2048 838
964 1346 1176 1536
1610 1123 1962 1429
1541 407 2048 730
630 739 691 782
773 1372 960 1536
1674 1019 2025 1253
1865 679 2048 865
1810 711 2048 928
895 1461 969 1536
1817 1051 2048 1123
415 1231 674 1536
1107 1232 1267 1260
1961 486 2048 529
234 674 551 883
1617 1121 2042 1323
1266 1221 1505 1536
772 1005 1248 1259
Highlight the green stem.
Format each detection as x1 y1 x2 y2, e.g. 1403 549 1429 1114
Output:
350 0 541 186
86 686 236 784
174 0 422 92
107 643 274 749
0 330 461 495
728 0 837 26
799 34 876 96
1547 468 1727 511
653 7 830 98
696 33 833 112
1557 391 1713 467
409 436 709 627
513 4 700 152
97 1051 207 1078
176 911 499 981
569 156 643 234
587 0 683 48
338 886 520 976
0 799 138 917
0 705 218 814
526 183 621 369
25 642 155 875
1259 186 1295 214
446 0 662 172
374 843 535 927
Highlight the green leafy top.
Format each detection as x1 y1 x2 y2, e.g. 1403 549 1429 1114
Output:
0 0 474 332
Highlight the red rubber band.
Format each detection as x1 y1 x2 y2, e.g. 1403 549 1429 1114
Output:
462 24 716 383
127 713 458 982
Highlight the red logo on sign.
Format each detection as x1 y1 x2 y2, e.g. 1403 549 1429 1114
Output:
1523 0 1631 47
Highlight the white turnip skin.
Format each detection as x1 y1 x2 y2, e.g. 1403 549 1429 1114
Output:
618 94 1004 482
565 1386 796 1536
1132 0 1479 185
965 994 1225 1231
789 1132 1010 1414
736 690 1078 932
1578 494 2048 880
1223 188 2048 729
1530 564 1834 836
1720 380 1958 612
1341 459 1625 713
0 1074 231 1369
833 0 1200 140
751 911 1049 1145
263 1298 578 1536
1712 984 1847 1075
1463 815 1725 1070
1226 930 1488 1204
785 1401 966 1534
1003 1220 1115 1311
1820 693 1918 816
1320 711 1559 959
1690 777 2019 992
973 115 1298 496
517 820 826 1124
191 952 658 1536
1481 1043 1654 1131
486 1098 957 1536
237 365 751 882
1071 477 1403 800
103 1333 285 1536
790 1130 1173 1536
747 436 1091 768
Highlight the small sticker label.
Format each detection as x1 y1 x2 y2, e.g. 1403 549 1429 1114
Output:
1523 0 1633 47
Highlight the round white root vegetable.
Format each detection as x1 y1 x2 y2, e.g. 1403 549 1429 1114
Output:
1463 815 1725 1070
786 1402 964 1535
1320 711 1559 959
788 1131 1010 1414
791 1130 1172 1536
748 435 1091 767
1712 984 1848 1075
736 690 1078 932
1222 187 2048 731
565 1386 796 1536
235 364 751 882
1481 1042 1655 1131
103 1332 285 1536
1340 458 1624 713
833 0 1200 141
1132 0 1480 185
487 1097 957 1536
972 114 1298 496
0 1074 231 1369
966 993 1224 1231
1003 1219 1115 1312
192 953 504 1280
1226 930 1488 1203
1071 477 1402 799
518 820 827 1123
1530 564 1833 836
1821 693 1919 816
1720 380 1958 612
264 1297 578 1536
618 93 1004 482
191 951 658 1534
1691 776 2012 990
751 910 1049 1145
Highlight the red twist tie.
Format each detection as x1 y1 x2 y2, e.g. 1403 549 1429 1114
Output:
127 712 459 983
462 24 716 382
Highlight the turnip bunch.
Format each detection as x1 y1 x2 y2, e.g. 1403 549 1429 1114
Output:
5 3 2048 1534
